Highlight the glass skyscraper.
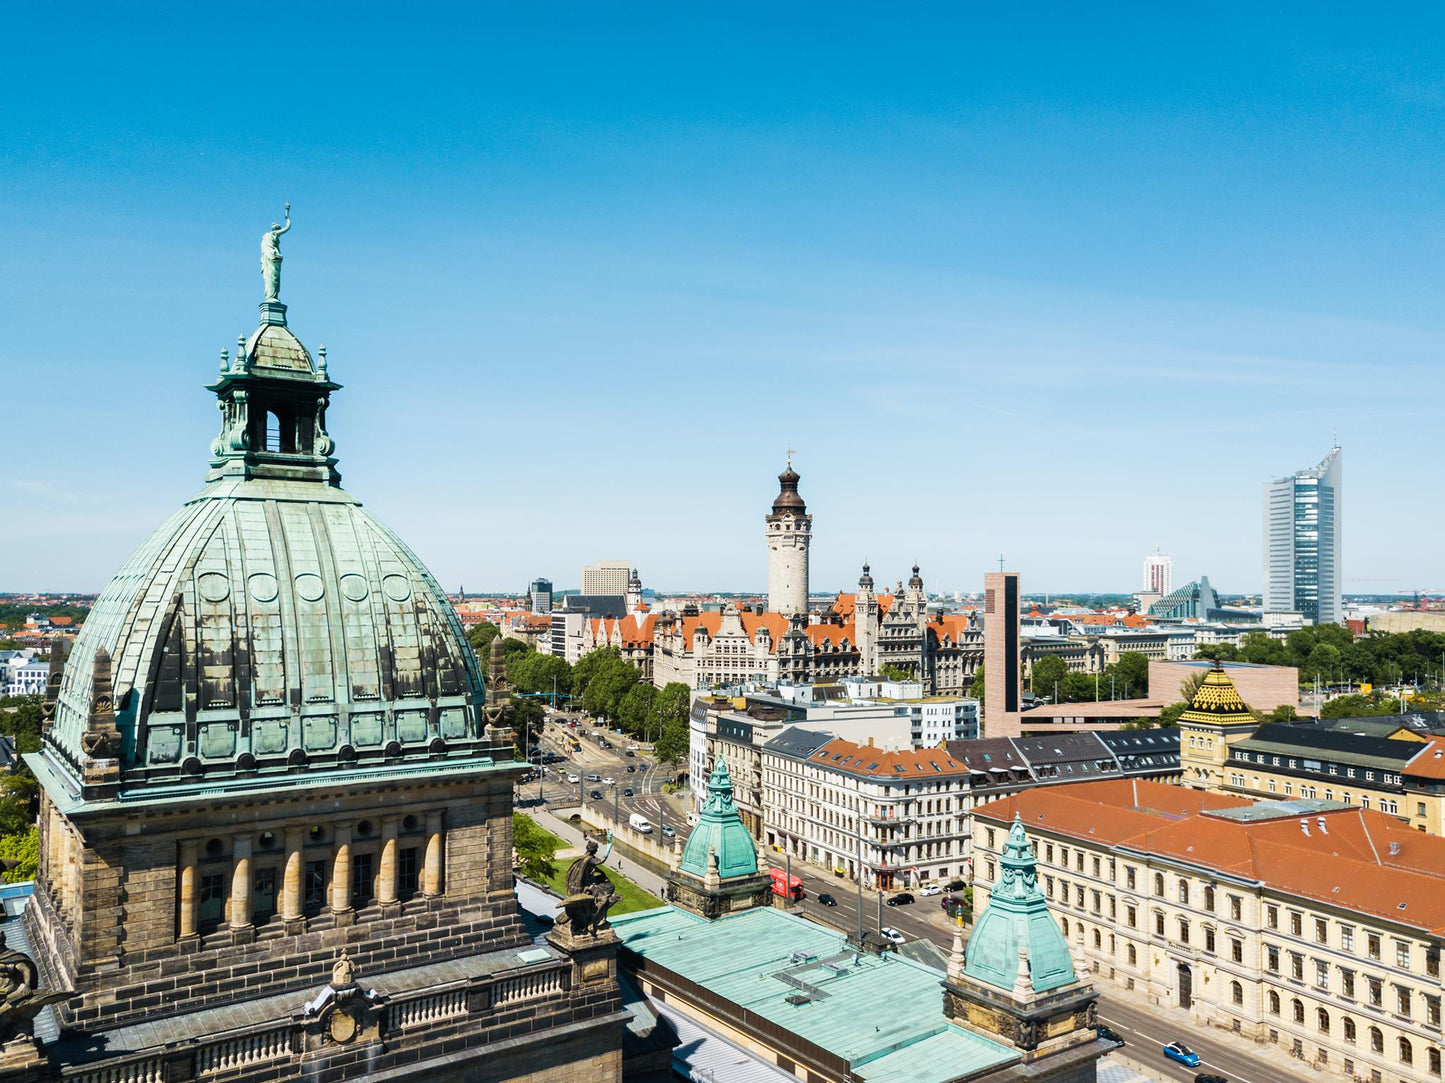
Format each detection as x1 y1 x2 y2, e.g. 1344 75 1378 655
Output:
1263 446 1341 624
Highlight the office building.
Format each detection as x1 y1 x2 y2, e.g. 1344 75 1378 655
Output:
984 571 1022 738
580 559 631 597
1142 547 1172 595
528 577 553 614
1264 445 1342 625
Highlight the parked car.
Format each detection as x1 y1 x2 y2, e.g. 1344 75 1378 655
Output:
817 893 837 907
885 892 915 907
622 787 634 797
878 927 906 946
945 879 966 892
1096 1024 1124 1046
1163 1043 1200 1068
660 825 676 838
625 764 636 773
919 884 942 897
624 749 634 757
589 789 602 799
601 777 615 786
1194 1075 1227 1083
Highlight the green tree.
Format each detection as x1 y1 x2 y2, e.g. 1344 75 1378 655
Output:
1059 671 1100 702
581 656 640 721
0 775 36 839
0 639 20 651
650 683 692 765
1321 693 1401 720
878 663 913 682
1304 643 1342 684
1029 656 1068 700
617 683 658 740
969 664 985 700
1111 651 1150 697
1195 643 1240 662
508 652 572 700
0 697 44 758
0 826 37 883
572 647 622 709
1261 705 1299 723
466 621 500 654
511 813 559 882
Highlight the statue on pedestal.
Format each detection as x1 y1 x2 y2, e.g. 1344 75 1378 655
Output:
558 834 620 938
261 203 292 301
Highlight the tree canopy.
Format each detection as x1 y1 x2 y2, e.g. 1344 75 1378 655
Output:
1195 626 1445 688
511 813 559 882
651 683 692 765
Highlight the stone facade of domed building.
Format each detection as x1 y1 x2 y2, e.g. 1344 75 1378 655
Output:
13 240 627 1082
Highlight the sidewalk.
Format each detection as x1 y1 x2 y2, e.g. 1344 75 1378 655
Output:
527 806 670 897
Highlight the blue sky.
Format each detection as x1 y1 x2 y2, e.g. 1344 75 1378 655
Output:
3 5 1442 595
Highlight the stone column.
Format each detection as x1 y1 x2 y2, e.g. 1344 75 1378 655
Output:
230 836 253 935
281 826 304 930
178 840 199 942
379 817 399 916
422 811 444 898
331 823 353 925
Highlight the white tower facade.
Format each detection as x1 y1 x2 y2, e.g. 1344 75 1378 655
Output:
765 463 812 617
1142 548 1173 595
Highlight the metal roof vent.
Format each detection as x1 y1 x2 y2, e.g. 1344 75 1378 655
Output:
1299 819 1311 836
1389 841 1400 855
1317 817 1328 834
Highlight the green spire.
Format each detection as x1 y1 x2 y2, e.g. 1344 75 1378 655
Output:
964 814 1076 993
678 757 758 880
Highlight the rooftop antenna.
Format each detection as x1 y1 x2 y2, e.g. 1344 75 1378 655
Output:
998 554 1005 573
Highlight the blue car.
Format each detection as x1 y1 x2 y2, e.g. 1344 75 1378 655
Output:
1163 1042 1201 1068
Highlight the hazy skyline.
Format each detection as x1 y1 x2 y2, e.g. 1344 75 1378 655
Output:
4 7 1443 596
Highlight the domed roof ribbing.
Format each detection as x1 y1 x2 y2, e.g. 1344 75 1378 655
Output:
679 758 759 880
964 815 1076 994
46 267 489 791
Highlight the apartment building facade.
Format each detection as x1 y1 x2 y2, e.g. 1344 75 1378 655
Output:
973 780 1443 1083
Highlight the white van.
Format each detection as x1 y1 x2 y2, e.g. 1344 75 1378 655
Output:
628 813 653 834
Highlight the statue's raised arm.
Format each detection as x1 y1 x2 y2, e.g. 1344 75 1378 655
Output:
597 829 614 863
261 203 292 302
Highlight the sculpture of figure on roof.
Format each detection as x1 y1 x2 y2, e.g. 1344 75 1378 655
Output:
0 931 68 1044
261 202 292 301
558 833 620 938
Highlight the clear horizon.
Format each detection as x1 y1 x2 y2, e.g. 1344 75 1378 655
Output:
4 6 1443 596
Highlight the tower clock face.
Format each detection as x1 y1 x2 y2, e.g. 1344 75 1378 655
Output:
328 1010 358 1043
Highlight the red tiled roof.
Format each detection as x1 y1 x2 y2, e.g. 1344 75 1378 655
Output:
810 737 968 778
1404 738 1445 780
975 779 1445 933
831 593 896 620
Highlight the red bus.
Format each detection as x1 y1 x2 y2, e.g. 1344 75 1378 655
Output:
769 868 803 900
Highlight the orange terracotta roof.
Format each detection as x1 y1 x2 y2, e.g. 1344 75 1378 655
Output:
974 779 1445 933
805 623 856 649
809 737 969 778
48 616 73 626
831 593 895 620
1404 738 1445 780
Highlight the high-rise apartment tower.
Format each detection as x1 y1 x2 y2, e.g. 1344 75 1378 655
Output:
1142 547 1172 595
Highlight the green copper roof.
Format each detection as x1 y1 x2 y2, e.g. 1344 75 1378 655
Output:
964 814 1077 993
612 905 1016 1083
42 272 501 803
679 757 759 879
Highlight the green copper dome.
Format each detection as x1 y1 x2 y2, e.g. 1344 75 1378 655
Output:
43 288 493 796
679 758 759 880
964 815 1076 993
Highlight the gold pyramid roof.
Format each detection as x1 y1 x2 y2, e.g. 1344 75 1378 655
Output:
1178 665 1257 727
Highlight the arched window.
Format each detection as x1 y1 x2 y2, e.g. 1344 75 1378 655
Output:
1153 873 1164 896
1127 944 1137 966
1370 1027 1384 1054
1093 930 1102 948
1061 917 1069 937
1317 1008 1329 1033
1292 999 1305 1024
265 409 283 452
1231 981 1243 1006
1268 991 1280 1015
1178 880 1189 905
1342 1017 1356 1043
1400 1038 1413 1066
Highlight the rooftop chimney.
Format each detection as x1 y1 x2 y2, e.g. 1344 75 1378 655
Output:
1317 817 1328 834
1299 819 1310 836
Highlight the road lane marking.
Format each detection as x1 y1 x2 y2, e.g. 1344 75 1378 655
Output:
1098 1016 1266 1083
